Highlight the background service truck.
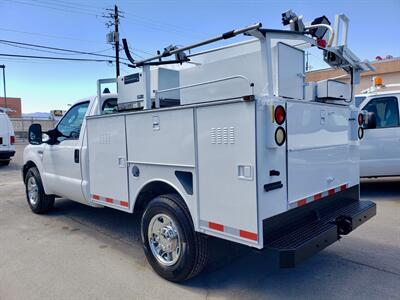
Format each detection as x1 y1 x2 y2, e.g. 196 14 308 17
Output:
0 107 15 166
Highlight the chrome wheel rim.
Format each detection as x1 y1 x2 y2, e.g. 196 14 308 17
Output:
27 176 39 206
148 213 181 266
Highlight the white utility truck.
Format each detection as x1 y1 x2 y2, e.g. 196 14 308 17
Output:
23 11 376 282
0 107 15 166
356 77 400 177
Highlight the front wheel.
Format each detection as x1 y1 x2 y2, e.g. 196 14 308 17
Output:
141 194 208 282
25 167 55 214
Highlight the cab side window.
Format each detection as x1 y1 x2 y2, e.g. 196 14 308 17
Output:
57 102 89 140
101 98 118 115
363 97 399 128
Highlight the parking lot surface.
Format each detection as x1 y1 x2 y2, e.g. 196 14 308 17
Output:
0 144 399 300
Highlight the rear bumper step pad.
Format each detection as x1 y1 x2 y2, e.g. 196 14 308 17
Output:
264 198 376 268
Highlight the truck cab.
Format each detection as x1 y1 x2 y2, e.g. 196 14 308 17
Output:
0 108 15 166
22 94 117 205
356 78 400 177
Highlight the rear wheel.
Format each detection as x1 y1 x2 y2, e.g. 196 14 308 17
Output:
25 167 55 214
141 194 208 282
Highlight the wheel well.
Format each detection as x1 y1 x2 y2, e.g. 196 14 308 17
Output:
134 181 186 213
22 161 37 181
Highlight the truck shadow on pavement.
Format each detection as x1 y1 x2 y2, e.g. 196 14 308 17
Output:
40 177 400 299
360 177 400 200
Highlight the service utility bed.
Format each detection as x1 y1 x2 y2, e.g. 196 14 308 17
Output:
86 22 376 267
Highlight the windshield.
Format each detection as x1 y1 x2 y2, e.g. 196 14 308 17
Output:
355 96 366 108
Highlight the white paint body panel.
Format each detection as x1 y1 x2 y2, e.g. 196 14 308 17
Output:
125 108 195 166
273 42 304 100
196 101 258 243
0 112 15 154
87 115 129 207
317 80 351 100
286 101 359 205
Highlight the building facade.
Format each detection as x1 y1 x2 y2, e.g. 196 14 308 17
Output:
306 58 400 94
0 97 22 117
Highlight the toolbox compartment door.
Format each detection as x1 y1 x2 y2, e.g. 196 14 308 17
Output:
87 115 129 209
286 101 358 208
196 101 259 245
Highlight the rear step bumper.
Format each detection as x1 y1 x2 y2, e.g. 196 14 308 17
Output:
263 185 376 268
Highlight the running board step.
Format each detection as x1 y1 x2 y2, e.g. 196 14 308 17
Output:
264 200 376 268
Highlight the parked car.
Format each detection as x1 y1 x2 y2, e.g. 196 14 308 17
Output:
0 108 15 166
356 77 400 177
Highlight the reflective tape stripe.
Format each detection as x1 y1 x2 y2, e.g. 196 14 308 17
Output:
200 220 258 242
297 199 307 207
239 230 258 241
289 183 349 209
208 222 224 232
91 194 129 208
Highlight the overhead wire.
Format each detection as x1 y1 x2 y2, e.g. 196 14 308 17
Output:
4 0 99 16
0 53 131 66
0 39 128 60
35 0 104 14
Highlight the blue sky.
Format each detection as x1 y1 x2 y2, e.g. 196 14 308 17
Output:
1 0 399 113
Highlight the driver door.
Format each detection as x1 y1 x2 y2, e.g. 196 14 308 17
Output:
42 101 90 202
360 96 400 176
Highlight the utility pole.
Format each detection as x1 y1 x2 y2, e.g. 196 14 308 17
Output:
0 65 6 109
104 5 123 78
114 5 120 77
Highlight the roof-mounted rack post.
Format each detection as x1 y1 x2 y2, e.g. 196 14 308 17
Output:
96 78 116 114
332 14 349 47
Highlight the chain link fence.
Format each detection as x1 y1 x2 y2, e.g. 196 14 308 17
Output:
10 118 57 142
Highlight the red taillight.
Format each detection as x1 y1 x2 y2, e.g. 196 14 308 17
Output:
358 113 364 126
10 136 15 145
317 38 327 48
274 105 286 125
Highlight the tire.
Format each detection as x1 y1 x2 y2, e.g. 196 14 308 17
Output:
0 160 10 166
141 194 208 282
24 167 55 214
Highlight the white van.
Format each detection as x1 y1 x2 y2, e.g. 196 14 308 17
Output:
0 108 16 166
356 78 400 177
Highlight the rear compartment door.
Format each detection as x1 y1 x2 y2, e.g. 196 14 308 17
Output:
286 101 358 208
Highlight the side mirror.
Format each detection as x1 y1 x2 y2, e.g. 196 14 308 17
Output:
365 112 377 129
28 124 43 145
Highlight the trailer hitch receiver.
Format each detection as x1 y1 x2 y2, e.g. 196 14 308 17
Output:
335 215 353 235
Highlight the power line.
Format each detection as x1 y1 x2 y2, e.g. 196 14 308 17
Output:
0 53 115 63
35 0 103 14
0 28 152 56
4 0 99 16
0 39 128 60
50 0 105 10
0 27 103 44
0 41 111 56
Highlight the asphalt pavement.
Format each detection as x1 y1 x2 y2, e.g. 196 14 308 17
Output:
0 144 399 300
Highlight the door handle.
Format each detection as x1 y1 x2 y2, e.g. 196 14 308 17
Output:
74 149 79 163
